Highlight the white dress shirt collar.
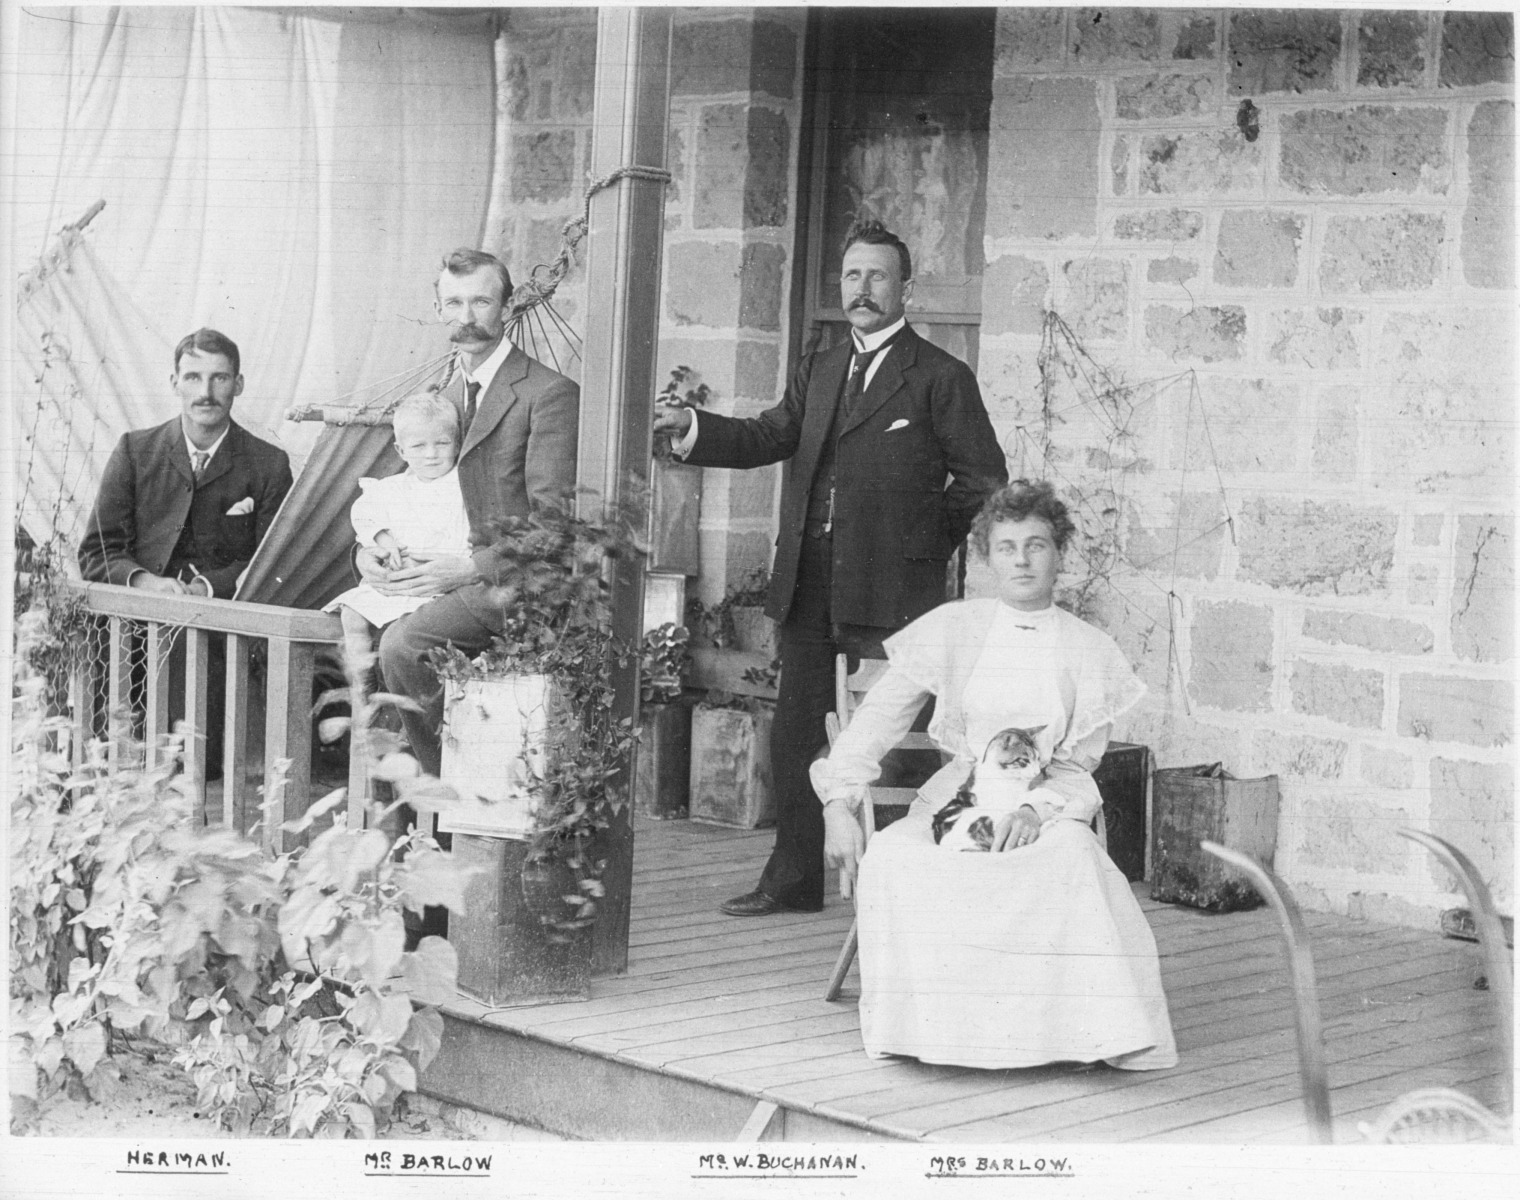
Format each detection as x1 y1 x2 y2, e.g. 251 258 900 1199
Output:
462 333 514 395
184 426 229 464
850 316 907 391
851 315 907 355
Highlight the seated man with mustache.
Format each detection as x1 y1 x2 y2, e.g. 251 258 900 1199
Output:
357 248 579 781
79 327 294 772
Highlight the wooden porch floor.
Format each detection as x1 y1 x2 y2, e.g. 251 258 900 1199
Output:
424 817 1509 1143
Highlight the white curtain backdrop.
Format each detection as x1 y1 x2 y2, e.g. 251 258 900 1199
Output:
13 5 496 550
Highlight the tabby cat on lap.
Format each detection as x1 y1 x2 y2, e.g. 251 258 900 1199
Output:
932 725 1051 851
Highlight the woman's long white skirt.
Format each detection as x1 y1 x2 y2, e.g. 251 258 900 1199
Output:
855 812 1178 1071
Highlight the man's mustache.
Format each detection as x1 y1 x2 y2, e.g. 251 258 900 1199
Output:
450 324 493 342
849 299 882 312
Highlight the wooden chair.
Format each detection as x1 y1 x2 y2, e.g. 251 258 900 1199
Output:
821 655 1115 1002
1360 829 1511 1142
1202 832 1513 1144
821 654 936 1002
1201 840 1333 1142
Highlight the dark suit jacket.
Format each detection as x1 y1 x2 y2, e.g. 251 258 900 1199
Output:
685 325 1008 629
438 344 579 628
78 418 294 599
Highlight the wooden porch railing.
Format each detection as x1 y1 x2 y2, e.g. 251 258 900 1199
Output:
64 580 347 852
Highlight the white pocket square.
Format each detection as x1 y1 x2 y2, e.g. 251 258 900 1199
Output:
885 419 910 432
225 497 254 516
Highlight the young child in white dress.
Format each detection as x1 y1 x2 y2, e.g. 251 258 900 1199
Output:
324 391 472 662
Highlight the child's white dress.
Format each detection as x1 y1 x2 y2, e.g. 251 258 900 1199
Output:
323 469 471 628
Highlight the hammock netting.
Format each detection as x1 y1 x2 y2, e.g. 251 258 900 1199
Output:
14 6 662 612
19 212 593 613
13 4 504 606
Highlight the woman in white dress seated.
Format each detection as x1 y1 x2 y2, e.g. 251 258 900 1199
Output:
810 481 1178 1071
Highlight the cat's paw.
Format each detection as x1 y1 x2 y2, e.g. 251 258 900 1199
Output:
967 816 995 851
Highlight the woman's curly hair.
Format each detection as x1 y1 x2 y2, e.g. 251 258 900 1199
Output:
969 480 1076 557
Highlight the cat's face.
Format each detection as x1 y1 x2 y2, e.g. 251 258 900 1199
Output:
980 725 1045 780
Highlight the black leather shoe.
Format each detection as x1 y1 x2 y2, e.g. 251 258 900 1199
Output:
720 889 823 916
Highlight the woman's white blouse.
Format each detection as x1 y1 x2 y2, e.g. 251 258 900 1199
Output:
810 600 1146 824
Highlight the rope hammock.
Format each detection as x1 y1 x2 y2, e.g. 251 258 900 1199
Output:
241 163 670 608
284 164 668 427
16 200 107 308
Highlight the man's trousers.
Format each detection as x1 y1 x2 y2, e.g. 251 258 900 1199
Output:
755 530 891 909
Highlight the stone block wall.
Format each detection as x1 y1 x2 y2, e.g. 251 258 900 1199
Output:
977 9 1514 924
484 8 599 379
487 9 1510 924
656 8 806 604
484 8 805 608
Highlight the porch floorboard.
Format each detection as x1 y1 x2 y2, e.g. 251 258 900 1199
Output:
421 817 1508 1143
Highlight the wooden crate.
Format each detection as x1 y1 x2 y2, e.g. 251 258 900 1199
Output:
1093 741 1148 882
449 833 591 1005
1150 763 1280 911
689 704 774 829
438 674 564 838
634 699 692 820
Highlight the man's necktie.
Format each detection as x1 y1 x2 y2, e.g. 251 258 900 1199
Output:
191 450 210 480
463 380 481 434
842 346 881 418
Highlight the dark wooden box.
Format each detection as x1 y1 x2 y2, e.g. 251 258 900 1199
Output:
1150 763 1279 911
450 834 592 1006
634 699 692 820
1094 742 1149 882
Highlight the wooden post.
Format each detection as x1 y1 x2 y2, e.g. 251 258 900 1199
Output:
68 642 96 772
577 6 672 977
347 702 371 830
107 617 130 772
223 634 252 831
264 637 316 854
144 623 174 769
183 627 210 820
65 582 343 829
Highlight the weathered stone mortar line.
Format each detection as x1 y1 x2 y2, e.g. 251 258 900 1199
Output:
984 6 1513 922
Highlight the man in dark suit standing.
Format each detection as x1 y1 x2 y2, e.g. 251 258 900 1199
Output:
79 328 295 771
655 219 1008 916
79 327 293 596
361 248 579 777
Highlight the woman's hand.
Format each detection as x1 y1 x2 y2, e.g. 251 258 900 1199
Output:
823 802 867 896
992 804 1042 852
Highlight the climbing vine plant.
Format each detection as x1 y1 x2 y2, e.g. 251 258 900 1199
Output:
1008 310 1235 704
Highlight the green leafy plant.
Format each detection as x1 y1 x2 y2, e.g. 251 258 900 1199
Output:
684 594 717 648
740 656 780 693
10 599 471 1138
173 798 466 1138
430 501 642 937
724 566 770 610
13 534 93 713
653 365 710 463
1028 310 1148 623
639 623 691 706
688 567 771 650
697 689 773 716
657 364 711 411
